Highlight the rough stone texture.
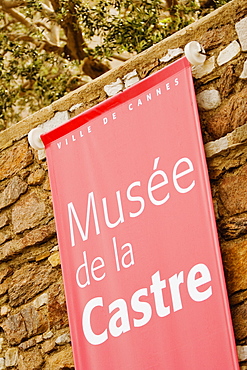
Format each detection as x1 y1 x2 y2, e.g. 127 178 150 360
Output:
41 338 55 354
27 168 46 185
221 236 247 294
203 87 247 140
219 215 247 240
18 337 36 350
18 347 44 370
0 280 8 296
218 163 247 217
0 231 10 245
44 347 74 370
0 139 33 181
8 263 59 307
231 302 247 341
0 176 27 210
200 25 236 50
1 306 48 345
20 220 56 248
217 64 238 98
12 192 47 233
0 213 9 229
0 263 12 284
48 282 68 330
0 240 24 262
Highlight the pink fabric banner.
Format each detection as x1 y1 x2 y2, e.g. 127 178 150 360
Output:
42 57 239 370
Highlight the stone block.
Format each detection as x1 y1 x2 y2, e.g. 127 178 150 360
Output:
1 306 48 345
0 213 9 229
48 282 68 329
218 163 247 216
0 176 28 210
17 347 44 370
219 215 247 240
0 280 8 296
217 64 238 98
200 25 235 50
217 41 241 66
18 338 36 351
55 333 71 345
0 232 10 246
33 293 48 309
0 139 33 181
0 240 23 262
231 301 247 341
41 338 55 354
196 89 221 111
8 263 59 307
48 252 60 267
21 305 48 339
1 312 26 345
5 348 18 367
20 220 56 248
221 236 247 294
27 168 46 185
45 347 74 370
0 358 4 370
240 60 247 79
104 78 123 97
1 305 10 316
12 192 47 234
237 346 247 362
236 17 247 51
204 87 247 140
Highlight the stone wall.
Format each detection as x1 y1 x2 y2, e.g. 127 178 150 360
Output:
0 0 247 368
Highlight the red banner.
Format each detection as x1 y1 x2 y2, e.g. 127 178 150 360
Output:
42 57 239 369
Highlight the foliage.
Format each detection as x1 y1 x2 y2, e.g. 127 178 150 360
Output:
0 0 231 127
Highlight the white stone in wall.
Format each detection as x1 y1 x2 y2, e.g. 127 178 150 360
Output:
43 331 54 340
204 136 228 158
5 348 18 367
40 111 70 132
0 358 4 370
237 345 247 362
104 78 123 96
196 89 221 111
0 305 9 316
33 293 48 308
235 17 247 51
69 103 83 112
123 70 140 88
240 60 247 79
217 40 241 66
159 48 183 63
55 333 71 345
192 56 215 79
